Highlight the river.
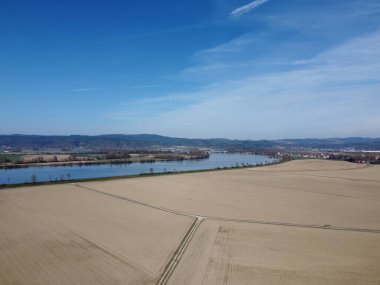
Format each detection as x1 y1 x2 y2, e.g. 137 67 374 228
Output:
0 153 277 185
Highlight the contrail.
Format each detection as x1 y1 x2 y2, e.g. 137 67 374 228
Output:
231 0 269 17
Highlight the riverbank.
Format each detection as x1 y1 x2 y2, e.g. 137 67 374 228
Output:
0 153 210 169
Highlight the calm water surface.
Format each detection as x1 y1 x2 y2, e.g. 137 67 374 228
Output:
0 153 276 185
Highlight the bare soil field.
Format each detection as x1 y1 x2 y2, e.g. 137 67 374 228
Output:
168 219 380 285
84 160 380 229
279 164 380 182
1 159 379 284
0 184 194 284
253 159 367 172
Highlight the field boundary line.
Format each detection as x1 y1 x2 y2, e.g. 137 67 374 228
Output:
72 184 380 234
278 172 380 183
70 229 156 277
206 217 380 233
73 183 197 218
251 163 373 173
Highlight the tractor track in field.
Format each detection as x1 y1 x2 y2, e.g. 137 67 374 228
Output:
73 183 380 285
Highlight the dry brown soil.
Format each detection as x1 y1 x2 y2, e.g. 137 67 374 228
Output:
1 159 379 284
0 185 194 284
84 160 380 229
168 219 380 285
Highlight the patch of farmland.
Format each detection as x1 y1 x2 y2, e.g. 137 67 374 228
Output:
168 219 380 285
0 184 194 285
253 159 366 172
83 161 380 229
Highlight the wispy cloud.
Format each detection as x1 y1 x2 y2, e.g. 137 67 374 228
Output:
231 0 269 18
103 0 380 139
121 84 164 89
70 85 162 93
194 34 256 59
106 30 380 139
104 94 200 121
69 88 101 92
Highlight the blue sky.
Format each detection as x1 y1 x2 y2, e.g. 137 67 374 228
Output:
1 0 380 139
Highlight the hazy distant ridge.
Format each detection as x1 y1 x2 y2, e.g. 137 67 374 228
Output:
1 134 379 151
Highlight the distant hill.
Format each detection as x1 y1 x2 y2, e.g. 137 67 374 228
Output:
0 134 379 151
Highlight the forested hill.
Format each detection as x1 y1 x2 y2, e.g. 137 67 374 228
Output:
0 134 380 151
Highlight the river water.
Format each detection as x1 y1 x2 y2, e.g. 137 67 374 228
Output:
0 153 276 185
